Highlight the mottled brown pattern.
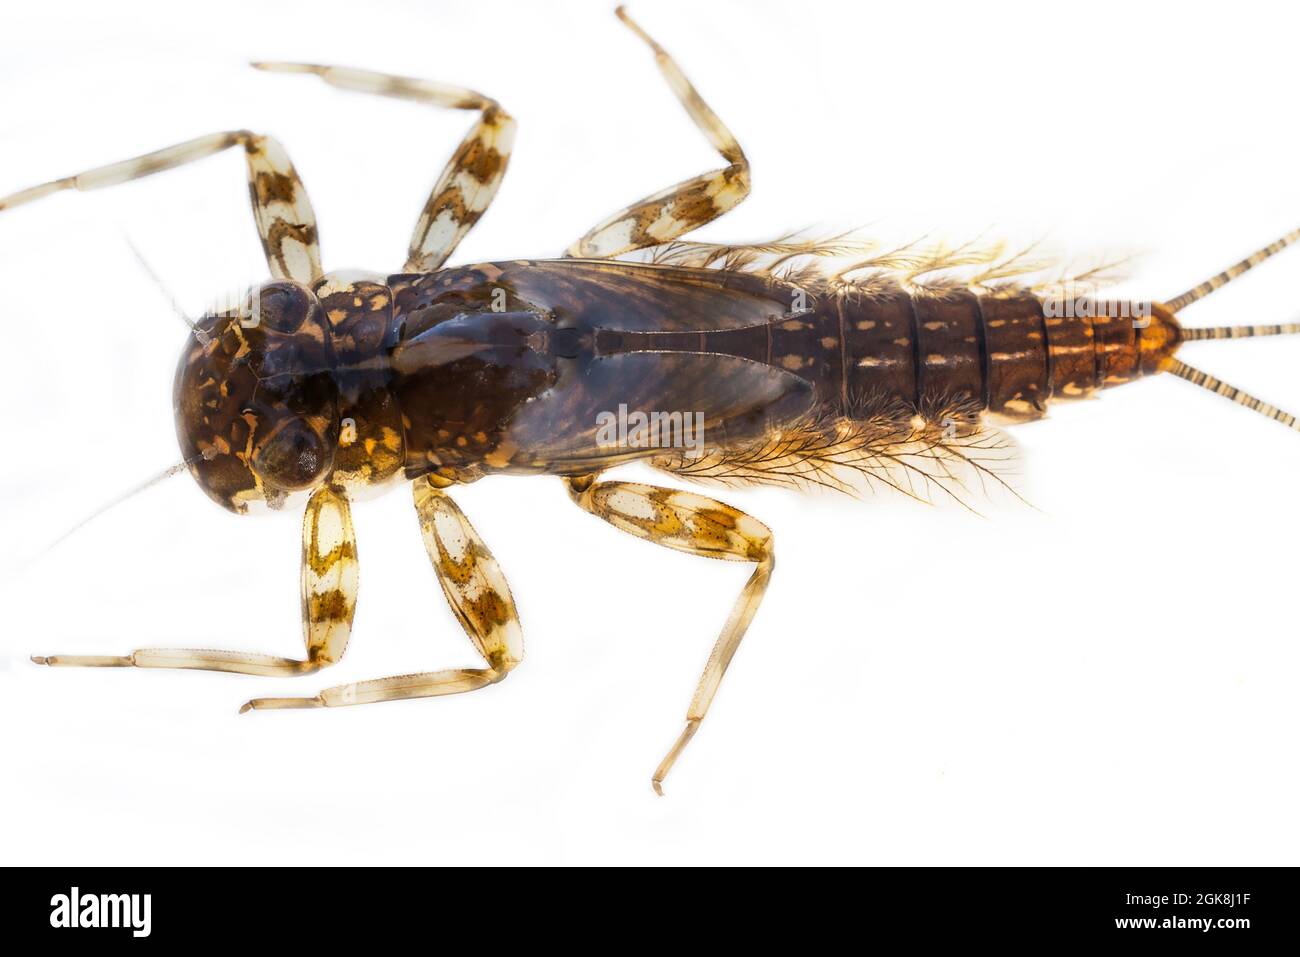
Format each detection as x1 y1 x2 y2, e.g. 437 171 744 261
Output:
414 478 523 670
1092 308 1141 385
913 291 984 408
842 290 916 412
308 589 350 621
19 3 1277 797
260 219 319 279
981 294 1048 420
566 8 749 259
405 109 514 272
452 126 507 184
1139 303 1183 376
253 170 298 206
312 274 406 491
385 261 818 480
174 282 339 512
0 127 323 282
387 270 559 482
1043 308 1098 399
376 264 1187 491
1041 300 1183 401
565 475 773 792
422 187 476 229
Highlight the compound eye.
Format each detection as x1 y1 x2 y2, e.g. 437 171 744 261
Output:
251 417 330 490
250 282 312 334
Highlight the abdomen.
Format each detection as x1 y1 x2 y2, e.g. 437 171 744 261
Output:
819 288 1184 422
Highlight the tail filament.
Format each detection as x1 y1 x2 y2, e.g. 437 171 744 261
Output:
1165 227 1300 313
1167 358 1299 431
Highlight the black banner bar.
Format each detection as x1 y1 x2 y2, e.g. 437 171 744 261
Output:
5 866 1292 945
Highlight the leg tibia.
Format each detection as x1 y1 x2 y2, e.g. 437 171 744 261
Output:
31 486 356 681
0 130 322 283
33 650 319 677
564 476 774 793
567 7 750 259
252 61 514 273
242 667 502 712
242 479 523 714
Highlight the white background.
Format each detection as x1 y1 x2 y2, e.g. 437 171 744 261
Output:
1 0 1298 865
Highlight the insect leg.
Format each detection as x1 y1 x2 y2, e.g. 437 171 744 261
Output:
32 485 357 677
241 477 522 711
251 62 514 273
565 6 750 259
563 475 774 794
0 130 322 283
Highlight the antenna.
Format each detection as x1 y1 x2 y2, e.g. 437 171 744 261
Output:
32 450 212 562
120 232 211 344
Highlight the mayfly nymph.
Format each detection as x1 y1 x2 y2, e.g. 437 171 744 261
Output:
4 7 1297 793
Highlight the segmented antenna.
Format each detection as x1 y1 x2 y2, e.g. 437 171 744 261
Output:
1167 359 1299 431
35 451 212 560
1165 227 1300 313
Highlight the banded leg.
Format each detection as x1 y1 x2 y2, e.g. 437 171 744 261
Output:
253 61 515 272
32 485 357 677
564 475 774 794
0 130 321 283
566 7 751 259
242 477 522 711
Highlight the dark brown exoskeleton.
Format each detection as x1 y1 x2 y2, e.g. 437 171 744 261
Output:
5 8 1299 792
